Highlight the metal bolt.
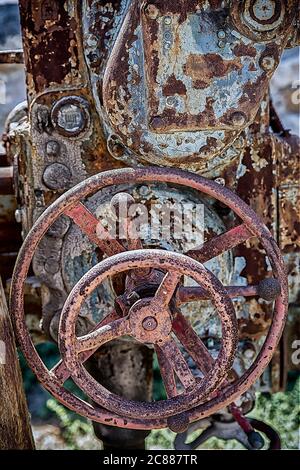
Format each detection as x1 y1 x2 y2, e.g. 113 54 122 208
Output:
163 31 172 41
145 4 159 19
231 111 247 127
217 30 226 39
43 163 72 190
142 316 158 331
260 55 276 72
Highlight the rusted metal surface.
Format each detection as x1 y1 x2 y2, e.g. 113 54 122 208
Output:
101 0 298 171
10 167 288 429
0 50 24 64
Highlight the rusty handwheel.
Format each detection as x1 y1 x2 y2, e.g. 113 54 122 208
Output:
10 167 288 430
174 417 281 450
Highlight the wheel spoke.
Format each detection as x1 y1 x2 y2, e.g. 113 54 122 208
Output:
52 310 120 384
176 285 258 304
155 345 177 398
172 310 214 375
65 202 125 257
76 317 131 353
159 337 196 389
186 223 253 263
154 271 182 307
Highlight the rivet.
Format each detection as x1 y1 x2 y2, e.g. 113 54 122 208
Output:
142 316 158 331
230 111 247 127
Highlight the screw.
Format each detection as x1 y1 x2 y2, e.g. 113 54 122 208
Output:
217 30 226 39
164 16 172 25
231 111 247 127
218 40 226 48
142 316 158 331
260 55 276 72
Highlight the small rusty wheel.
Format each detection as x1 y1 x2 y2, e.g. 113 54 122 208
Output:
10 166 288 430
58 250 238 422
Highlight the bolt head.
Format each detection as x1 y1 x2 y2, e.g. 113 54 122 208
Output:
142 316 158 331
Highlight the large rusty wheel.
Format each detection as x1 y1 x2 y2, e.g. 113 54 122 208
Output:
10 167 288 430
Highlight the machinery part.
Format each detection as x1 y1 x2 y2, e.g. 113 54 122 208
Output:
10 166 288 430
174 417 281 450
50 96 90 137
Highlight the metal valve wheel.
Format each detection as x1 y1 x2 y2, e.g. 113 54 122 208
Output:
10 167 288 431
